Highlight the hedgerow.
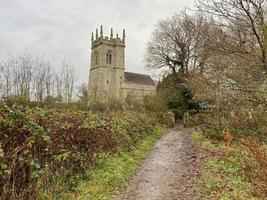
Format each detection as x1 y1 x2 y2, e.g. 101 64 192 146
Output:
0 101 171 199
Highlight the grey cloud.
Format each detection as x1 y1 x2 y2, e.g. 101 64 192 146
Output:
0 0 194 84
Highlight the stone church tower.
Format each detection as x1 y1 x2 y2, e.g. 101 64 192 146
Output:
88 25 125 101
88 26 156 103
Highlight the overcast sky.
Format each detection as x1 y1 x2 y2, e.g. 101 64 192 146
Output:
0 0 195 83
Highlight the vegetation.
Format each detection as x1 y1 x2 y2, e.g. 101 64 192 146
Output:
0 101 171 199
0 55 76 103
1 0 267 199
157 73 199 119
147 0 267 110
145 0 267 198
65 127 164 200
190 109 267 199
192 129 267 199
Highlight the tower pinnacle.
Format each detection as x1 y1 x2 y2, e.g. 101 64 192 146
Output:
123 29 126 41
100 25 103 37
91 32 94 41
110 28 113 39
96 29 99 38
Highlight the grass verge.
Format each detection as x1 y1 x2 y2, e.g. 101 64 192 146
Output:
59 126 165 200
192 131 267 200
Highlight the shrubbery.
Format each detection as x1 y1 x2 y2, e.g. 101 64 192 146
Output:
189 108 267 141
190 108 267 198
0 101 172 199
157 73 200 120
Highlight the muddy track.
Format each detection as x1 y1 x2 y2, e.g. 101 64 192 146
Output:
115 125 201 200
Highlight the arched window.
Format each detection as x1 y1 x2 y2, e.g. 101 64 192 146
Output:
106 50 112 65
94 51 98 66
109 54 112 64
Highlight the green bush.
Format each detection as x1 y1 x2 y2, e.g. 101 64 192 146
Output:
5 95 29 106
88 98 124 112
144 95 168 112
153 111 175 127
0 101 168 199
189 108 267 141
205 122 225 140
157 73 199 120
0 101 51 199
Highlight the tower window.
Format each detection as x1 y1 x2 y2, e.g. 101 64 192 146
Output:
106 51 112 65
109 54 112 64
94 51 98 66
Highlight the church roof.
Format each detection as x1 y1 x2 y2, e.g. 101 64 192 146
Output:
124 72 155 86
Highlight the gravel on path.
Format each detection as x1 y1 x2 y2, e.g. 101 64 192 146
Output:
115 125 201 200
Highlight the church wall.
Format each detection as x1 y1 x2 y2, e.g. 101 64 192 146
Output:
121 82 156 103
89 67 125 101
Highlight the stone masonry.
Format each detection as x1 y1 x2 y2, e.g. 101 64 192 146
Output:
88 25 156 103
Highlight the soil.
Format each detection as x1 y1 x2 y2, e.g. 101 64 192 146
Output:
114 125 202 200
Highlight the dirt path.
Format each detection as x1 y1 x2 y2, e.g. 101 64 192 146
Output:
115 125 201 200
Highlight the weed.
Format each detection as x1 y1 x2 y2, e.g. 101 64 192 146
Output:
194 131 266 199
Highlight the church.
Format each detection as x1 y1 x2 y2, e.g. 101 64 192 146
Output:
88 26 156 103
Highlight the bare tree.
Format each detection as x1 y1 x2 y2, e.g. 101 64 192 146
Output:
0 55 78 103
146 11 217 75
193 0 267 107
32 59 52 102
77 83 89 105
45 63 53 99
58 60 76 103
0 55 33 99
0 63 6 98
197 0 267 72
0 60 12 98
146 1 267 108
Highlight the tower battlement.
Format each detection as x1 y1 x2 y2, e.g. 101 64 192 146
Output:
91 25 125 47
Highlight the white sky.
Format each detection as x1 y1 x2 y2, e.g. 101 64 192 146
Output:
0 0 195 84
